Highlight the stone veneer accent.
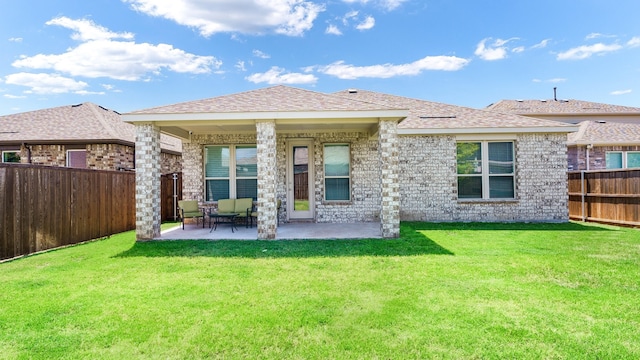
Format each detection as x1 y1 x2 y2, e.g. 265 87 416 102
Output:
399 133 569 222
135 124 162 240
256 121 278 240
378 120 400 238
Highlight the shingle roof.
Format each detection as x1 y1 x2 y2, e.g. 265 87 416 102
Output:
129 85 401 114
487 99 640 115
333 90 574 130
0 102 181 153
568 121 640 145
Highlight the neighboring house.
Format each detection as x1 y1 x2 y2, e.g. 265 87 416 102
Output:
487 99 640 170
123 85 577 240
0 102 182 173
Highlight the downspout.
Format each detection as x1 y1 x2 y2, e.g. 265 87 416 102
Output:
172 172 178 221
21 142 32 163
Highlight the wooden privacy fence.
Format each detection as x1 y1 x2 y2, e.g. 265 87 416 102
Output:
568 169 640 227
1 164 182 260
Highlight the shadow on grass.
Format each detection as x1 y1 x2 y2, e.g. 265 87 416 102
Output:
115 224 453 259
404 221 616 232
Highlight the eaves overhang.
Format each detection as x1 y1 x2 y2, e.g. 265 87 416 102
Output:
398 125 580 135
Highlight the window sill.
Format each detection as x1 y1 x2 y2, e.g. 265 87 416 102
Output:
322 201 352 206
457 198 518 204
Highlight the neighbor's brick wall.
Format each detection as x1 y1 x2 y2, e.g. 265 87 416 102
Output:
86 144 134 170
24 145 66 167
569 145 640 170
399 133 569 222
161 152 182 174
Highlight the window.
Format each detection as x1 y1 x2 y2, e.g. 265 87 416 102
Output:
67 150 87 168
204 145 257 201
605 152 623 169
2 150 20 163
457 141 515 199
324 144 350 201
607 151 640 169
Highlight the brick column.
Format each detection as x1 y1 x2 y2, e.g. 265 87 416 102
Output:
135 123 161 240
379 120 400 238
256 120 277 240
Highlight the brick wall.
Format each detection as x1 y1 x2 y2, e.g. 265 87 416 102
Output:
181 131 569 225
399 133 569 222
569 144 640 170
17 143 181 173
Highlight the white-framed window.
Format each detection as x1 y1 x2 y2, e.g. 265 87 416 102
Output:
1 150 20 163
457 141 515 199
66 149 87 168
204 145 257 201
606 151 640 169
323 144 350 201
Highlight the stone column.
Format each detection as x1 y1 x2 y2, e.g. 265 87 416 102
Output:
378 120 400 238
256 120 278 240
135 123 162 240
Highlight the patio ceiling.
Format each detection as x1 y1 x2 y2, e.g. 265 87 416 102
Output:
123 109 408 139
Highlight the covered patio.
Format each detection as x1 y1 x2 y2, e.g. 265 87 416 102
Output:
159 222 382 240
123 86 407 241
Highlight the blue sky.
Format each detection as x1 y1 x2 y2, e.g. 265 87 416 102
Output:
1 0 639 115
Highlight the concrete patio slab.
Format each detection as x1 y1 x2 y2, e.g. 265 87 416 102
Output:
158 222 382 240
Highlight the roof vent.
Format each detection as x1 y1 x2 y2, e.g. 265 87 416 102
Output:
540 100 547 102
516 99 524 102
597 120 606 124
348 89 358 94
71 103 83 107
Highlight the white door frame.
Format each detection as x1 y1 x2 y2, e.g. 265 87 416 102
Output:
286 139 315 220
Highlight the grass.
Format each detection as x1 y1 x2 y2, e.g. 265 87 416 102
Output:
1 221 639 359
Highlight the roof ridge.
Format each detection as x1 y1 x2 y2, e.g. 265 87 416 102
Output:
85 102 122 140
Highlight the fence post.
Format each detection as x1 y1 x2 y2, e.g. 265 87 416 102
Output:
172 173 178 221
580 170 586 222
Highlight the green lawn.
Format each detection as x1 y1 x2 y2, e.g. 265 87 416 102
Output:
1 222 639 359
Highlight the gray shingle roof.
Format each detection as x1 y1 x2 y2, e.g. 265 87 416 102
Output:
0 102 181 153
487 99 640 115
129 85 401 114
333 90 574 130
568 121 640 145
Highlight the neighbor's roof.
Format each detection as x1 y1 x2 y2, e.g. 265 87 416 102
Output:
128 85 402 114
487 99 640 115
0 102 181 153
568 120 640 146
333 89 577 134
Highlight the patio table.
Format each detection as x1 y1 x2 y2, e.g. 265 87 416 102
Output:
209 213 239 233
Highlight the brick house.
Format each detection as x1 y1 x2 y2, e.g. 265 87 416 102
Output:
487 98 640 171
0 102 182 173
124 86 577 240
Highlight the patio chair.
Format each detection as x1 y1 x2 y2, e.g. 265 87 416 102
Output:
233 198 254 228
178 200 204 230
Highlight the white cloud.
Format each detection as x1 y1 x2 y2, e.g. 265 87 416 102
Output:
474 38 516 61
611 89 632 95
531 39 550 49
512 46 525 53
9 37 23 43
533 78 567 83
246 66 318 84
12 18 220 81
123 0 325 37
355 16 375 30
46 17 134 41
253 50 271 59
586 33 615 40
4 94 27 99
315 55 469 79
325 24 342 35
628 37 640 48
75 90 106 95
557 43 623 60
4 72 89 94
235 61 247 72
341 0 406 10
